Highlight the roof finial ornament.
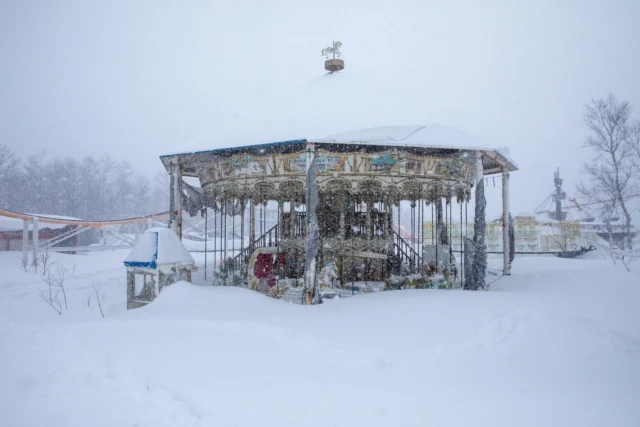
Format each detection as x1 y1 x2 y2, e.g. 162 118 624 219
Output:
322 41 344 72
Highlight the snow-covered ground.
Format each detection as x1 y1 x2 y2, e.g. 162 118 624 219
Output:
1 250 639 426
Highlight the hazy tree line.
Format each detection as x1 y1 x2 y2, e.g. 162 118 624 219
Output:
0 145 169 220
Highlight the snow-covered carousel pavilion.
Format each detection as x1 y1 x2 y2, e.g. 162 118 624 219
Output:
160 44 518 303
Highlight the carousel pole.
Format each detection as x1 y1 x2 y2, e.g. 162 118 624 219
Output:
250 196 255 253
449 196 453 286
214 204 217 280
434 190 438 269
339 191 346 287
204 207 208 281
410 198 415 272
232 197 236 276
397 200 400 239
460 198 464 288
260 201 264 237
420 198 424 275
276 197 282 279
278 198 284 242
223 200 228 285
240 199 245 265
431 195 435 245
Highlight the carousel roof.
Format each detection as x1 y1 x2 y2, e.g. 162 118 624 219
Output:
161 71 517 174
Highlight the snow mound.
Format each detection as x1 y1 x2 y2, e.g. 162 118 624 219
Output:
1 252 639 426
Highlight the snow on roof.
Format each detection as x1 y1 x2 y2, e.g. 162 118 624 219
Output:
315 125 494 151
25 214 82 221
164 71 515 168
124 227 194 269
0 214 78 232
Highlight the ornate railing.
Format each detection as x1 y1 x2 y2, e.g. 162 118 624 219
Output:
232 215 421 275
232 224 279 272
391 229 422 273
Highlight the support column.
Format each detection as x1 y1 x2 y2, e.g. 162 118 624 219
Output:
169 160 183 238
169 164 176 233
249 199 255 252
468 151 487 290
502 166 511 275
240 201 245 263
32 217 39 269
126 271 135 309
175 163 183 240
22 219 29 268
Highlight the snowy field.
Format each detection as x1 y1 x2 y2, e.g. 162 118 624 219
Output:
1 250 639 426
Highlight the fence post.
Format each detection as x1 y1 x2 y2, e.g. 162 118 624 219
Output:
32 217 39 269
22 219 29 268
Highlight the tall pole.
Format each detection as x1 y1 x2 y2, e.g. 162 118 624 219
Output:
32 216 39 269
175 164 183 240
223 201 227 284
214 205 217 279
250 197 255 253
240 200 245 265
204 207 208 281
502 166 511 275
169 165 175 232
22 219 29 268
460 200 464 287
232 198 235 275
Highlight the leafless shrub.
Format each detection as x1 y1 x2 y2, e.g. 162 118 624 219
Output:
92 282 106 318
19 255 30 272
42 264 69 311
39 279 62 315
38 249 53 277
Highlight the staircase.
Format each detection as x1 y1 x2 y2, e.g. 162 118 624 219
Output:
390 229 422 274
232 224 279 272
231 224 423 276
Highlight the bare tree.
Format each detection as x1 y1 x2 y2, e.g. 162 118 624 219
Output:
546 221 582 252
92 282 106 318
0 144 18 207
630 120 640 170
577 94 637 253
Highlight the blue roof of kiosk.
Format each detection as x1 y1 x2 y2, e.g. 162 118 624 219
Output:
124 227 194 269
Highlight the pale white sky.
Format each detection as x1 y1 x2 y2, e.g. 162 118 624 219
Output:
1 0 639 216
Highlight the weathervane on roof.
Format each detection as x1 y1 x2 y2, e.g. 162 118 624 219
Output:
322 41 345 72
